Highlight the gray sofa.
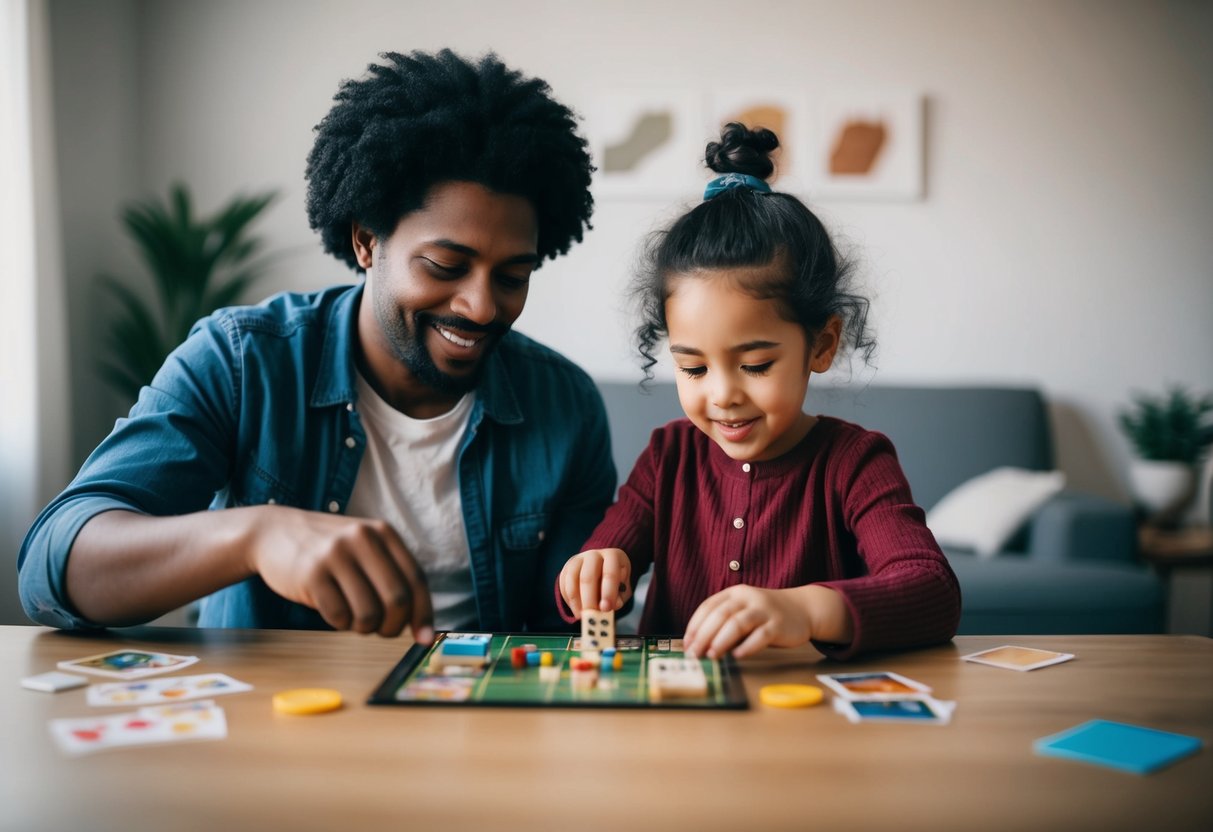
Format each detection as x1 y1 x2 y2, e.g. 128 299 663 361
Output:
595 382 1165 635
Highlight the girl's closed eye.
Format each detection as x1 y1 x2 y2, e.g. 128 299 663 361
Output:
677 365 707 379
741 361 774 376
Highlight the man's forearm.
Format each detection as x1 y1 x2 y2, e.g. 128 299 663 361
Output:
65 508 259 626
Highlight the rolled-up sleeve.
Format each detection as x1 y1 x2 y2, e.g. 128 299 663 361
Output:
17 315 240 629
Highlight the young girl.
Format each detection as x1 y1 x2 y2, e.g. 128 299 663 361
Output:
557 123 961 660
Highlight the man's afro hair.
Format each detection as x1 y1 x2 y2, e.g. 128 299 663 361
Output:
305 49 595 272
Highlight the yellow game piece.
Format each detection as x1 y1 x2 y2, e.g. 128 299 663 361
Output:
759 684 823 708
273 688 343 715
540 651 553 667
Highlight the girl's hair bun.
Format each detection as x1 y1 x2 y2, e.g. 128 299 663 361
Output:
704 122 779 180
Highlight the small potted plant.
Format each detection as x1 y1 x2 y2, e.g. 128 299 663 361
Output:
1118 386 1213 527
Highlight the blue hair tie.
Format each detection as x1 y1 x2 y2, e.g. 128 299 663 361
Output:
703 172 772 200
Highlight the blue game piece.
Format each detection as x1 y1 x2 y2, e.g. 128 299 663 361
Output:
600 655 614 673
443 636 490 657
525 651 542 667
602 648 616 658
1034 719 1203 774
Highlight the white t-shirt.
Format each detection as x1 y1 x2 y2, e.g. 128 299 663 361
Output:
346 372 478 630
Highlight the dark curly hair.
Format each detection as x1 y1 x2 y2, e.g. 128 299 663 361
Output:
305 49 594 271
632 122 874 379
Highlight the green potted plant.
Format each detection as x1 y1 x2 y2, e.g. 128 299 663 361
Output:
1118 386 1213 527
98 183 278 402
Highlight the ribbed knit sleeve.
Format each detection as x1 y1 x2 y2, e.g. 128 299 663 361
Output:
812 430 962 659
553 428 662 623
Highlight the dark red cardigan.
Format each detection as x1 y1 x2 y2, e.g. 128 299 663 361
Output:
559 417 962 659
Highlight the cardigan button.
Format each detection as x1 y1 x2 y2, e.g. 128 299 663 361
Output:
728 560 741 572
328 501 340 513
732 517 745 529
345 436 356 449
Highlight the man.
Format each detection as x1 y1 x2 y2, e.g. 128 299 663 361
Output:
19 50 614 642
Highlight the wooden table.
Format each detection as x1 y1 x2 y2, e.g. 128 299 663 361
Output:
1140 525 1213 636
2 626 1210 832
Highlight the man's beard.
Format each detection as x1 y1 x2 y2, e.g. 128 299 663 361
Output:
380 304 507 396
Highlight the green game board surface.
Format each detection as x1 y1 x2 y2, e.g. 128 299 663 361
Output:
367 632 748 709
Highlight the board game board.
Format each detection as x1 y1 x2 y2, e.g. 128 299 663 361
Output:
367 632 748 709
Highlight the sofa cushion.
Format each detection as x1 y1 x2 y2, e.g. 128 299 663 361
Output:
946 551 1164 634
927 467 1066 557
810 385 1053 510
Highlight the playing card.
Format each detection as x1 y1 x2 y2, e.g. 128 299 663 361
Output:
21 671 89 693
816 671 933 700
86 673 252 706
960 645 1074 672
1034 719 1203 774
49 700 227 756
833 695 956 725
58 649 199 679
396 676 476 702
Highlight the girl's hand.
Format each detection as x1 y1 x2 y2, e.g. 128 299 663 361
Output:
559 548 633 617
682 585 815 659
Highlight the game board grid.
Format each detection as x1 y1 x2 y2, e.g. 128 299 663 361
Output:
366 632 746 709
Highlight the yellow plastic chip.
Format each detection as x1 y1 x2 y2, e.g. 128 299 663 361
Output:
760 684 823 708
272 687 343 715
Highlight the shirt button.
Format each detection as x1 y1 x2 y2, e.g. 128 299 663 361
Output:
733 517 745 529
347 402 354 411
267 498 276 505
344 436 356 448
328 501 340 513
537 530 546 542
742 463 751 473
729 560 741 572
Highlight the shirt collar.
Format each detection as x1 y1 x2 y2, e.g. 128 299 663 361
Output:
707 417 830 480
310 282 523 426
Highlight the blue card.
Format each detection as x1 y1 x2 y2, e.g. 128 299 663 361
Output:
1034 719 1203 774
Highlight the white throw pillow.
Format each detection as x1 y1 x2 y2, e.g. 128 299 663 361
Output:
926 467 1066 558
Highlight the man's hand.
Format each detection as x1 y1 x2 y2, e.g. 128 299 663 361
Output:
558 548 633 617
249 507 434 642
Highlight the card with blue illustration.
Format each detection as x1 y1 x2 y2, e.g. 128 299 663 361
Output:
58 649 199 679
833 695 955 725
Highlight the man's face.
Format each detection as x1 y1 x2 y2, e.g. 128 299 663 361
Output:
353 181 539 411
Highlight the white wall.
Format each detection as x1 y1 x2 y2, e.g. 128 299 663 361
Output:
49 0 1213 509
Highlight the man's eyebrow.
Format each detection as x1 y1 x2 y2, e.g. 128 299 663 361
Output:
429 239 540 265
669 340 780 356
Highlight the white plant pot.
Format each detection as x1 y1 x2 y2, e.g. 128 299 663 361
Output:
1128 459 1198 527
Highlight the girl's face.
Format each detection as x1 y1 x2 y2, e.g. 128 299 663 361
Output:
665 270 839 462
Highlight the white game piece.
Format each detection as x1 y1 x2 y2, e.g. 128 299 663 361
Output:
571 669 597 691
647 657 707 701
580 609 616 653
21 671 89 693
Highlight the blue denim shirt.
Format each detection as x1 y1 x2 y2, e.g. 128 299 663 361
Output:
18 283 616 632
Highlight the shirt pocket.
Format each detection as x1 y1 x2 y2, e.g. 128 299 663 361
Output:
230 460 299 508
498 511 550 553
